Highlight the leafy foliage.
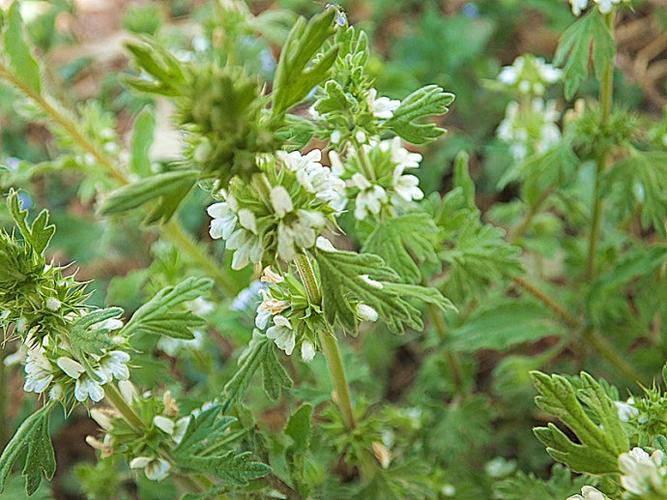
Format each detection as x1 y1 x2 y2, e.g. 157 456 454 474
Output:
3 1 42 94
531 371 629 474
361 212 440 284
122 277 212 339
0 403 55 496
384 85 454 144
554 11 615 99
493 465 590 500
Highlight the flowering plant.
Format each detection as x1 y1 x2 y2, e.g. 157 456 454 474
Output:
1 0 666 498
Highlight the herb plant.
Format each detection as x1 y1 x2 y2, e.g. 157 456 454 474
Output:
0 0 666 498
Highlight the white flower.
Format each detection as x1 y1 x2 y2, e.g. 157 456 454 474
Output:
315 236 337 252
392 167 423 202
226 227 263 270
207 201 237 240
300 340 316 362
57 356 85 379
230 281 264 312
46 297 61 311
615 398 639 422
118 379 138 403
98 351 130 382
278 149 347 211
261 266 284 284
153 415 175 435
356 304 378 322
23 347 53 394
567 485 607 500
619 447 667 496
271 186 294 218
75 374 105 403
49 383 64 401
595 0 623 14
90 408 114 431
173 416 190 444
276 209 325 261
130 456 171 481
237 208 258 234
255 289 289 329
266 315 296 355
351 173 387 220
368 88 400 119
158 329 205 356
381 137 422 169
569 0 588 15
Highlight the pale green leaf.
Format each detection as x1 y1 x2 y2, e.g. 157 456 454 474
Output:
4 1 41 94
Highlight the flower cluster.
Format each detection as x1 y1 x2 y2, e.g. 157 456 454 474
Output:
497 55 562 96
568 486 608 500
618 447 667 498
496 98 561 162
88 390 195 481
254 266 319 361
331 137 424 220
207 152 341 269
23 315 131 404
569 0 627 16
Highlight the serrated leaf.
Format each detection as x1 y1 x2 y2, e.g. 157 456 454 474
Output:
4 1 42 94
7 189 54 256
69 307 123 356
315 248 439 334
384 85 454 144
531 371 628 474
173 405 269 488
129 106 155 177
222 332 292 411
0 404 55 496
123 277 212 340
493 464 590 500
98 170 198 222
362 212 440 284
271 8 339 118
446 301 563 352
554 11 615 100
603 150 667 236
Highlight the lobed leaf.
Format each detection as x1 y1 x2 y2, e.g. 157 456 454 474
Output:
4 1 42 94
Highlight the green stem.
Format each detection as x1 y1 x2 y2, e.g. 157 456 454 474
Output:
581 327 645 385
585 12 615 282
352 138 376 181
0 345 6 447
427 305 465 396
509 188 553 243
293 253 355 430
0 61 233 296
104 383 144 432
161 220 236 295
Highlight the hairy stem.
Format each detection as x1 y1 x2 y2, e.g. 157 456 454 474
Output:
0 346 6 447
427 304 465 396
104 383 144 432
585 12 615 282
293 253 355 429
509 188 553 243
0 61 233 294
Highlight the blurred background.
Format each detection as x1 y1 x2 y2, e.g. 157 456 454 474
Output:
1 0 666 498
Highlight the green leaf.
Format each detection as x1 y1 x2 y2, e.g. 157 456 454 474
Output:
531 371 629 474
494 465 590 500
285 404 313 453
7 189 54 256
173 405 269 488
98 170 198 222
4 1 42 94
384 85 454 144
315 248 439 334
123 277 212 340
446 301 564 352
222 332 292 411
271 8 339 118
123 39 187 97
362 212 440 284
129 106 155 177
603 150 667 236
0 403 56 496
69 307 123 356
554 11 615 100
